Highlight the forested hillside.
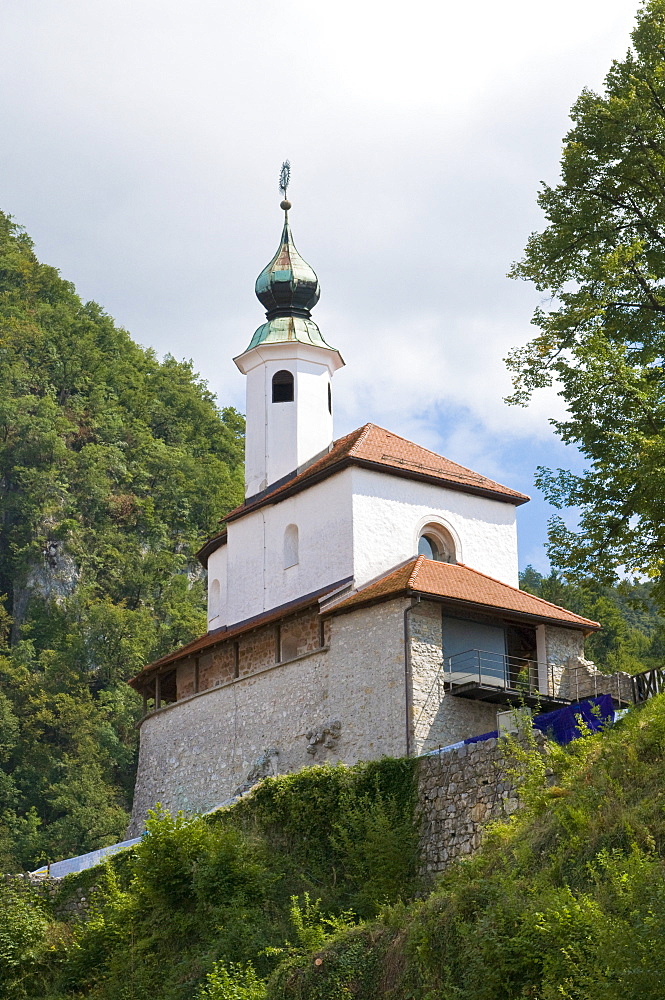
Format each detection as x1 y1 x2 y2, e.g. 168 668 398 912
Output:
0 212 244 871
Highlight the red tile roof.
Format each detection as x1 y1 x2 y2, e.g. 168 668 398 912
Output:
325 556 600 631
224 423 529 525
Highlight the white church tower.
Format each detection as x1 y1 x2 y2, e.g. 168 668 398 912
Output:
234 168 344 498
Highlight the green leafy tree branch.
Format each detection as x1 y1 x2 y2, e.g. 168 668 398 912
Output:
507 0 665 602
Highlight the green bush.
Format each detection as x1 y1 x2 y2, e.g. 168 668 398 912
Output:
0 884 53 1000
31 757 419 999
195 961 266 1000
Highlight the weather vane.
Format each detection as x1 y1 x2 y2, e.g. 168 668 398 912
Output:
279 160 291 211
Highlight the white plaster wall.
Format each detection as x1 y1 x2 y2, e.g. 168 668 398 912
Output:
128 599 409 834
244 365 269 496
224 461 519 627
244 356 333 497
207 545 228 629
350 467 519 588
294 366 333 471
225 468 354 624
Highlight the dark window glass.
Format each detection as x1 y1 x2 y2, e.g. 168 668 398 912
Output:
272 370 294 402
418 535 436 559
328 382 332 414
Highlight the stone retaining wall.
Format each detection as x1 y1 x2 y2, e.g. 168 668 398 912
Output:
417 731 547 876
4 732 547 920
8 733 547 906
2 873 95 920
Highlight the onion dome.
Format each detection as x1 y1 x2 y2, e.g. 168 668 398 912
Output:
256 215 320 318
244 203 338 353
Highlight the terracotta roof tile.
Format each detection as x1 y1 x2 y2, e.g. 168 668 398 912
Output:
326 557 600 630
222 423 529 529
349 425 528 500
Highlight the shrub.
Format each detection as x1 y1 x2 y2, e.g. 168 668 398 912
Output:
0 884 52 1000
196 961 266 1000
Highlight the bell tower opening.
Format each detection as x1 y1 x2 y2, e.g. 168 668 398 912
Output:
272 370 294 403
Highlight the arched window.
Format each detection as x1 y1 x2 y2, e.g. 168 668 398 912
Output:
272 369 294 403
209 578 221 617
284 524 299 568
417 523 456 563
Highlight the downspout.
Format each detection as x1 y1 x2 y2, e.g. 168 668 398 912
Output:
403 595 420 757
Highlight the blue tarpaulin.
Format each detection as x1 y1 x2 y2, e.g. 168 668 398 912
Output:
420 695 617 757
464 730 498 745
532 694 615 745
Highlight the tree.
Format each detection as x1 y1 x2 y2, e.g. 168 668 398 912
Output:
519 566 665 674
0 211 245 868
507 0 665 603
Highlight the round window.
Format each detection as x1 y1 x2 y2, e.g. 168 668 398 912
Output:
417 524 455 563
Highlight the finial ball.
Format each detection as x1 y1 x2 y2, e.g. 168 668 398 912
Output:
280 199 292 211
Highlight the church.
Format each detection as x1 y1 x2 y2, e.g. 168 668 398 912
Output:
127 189 604 835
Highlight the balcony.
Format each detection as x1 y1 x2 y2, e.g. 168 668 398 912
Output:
443 648 570 712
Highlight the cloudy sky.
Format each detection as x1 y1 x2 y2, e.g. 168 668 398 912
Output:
1 0 639 570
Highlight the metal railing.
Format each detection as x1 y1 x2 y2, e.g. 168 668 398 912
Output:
413 649 636 751
442 648 550 696
412 649 551 750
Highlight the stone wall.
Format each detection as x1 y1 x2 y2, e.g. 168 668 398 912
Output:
544 625 585 696
131 596 614 842
165 605 324 706
544 624 585 670
10 728 543 912
544 625 631 704
410 600 501 754
2 873 95 921
557 658 632 705
128 598 410 835
133 597 599 837
417 731 547 875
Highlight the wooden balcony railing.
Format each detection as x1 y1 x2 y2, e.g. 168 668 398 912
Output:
631 666 665 705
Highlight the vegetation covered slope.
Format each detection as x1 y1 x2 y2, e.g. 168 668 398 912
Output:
273 699 665 1000
1 758 420 1000
0 212 244 871
4 698 665 1000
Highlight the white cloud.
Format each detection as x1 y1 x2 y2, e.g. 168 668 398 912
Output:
0 0 640 564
